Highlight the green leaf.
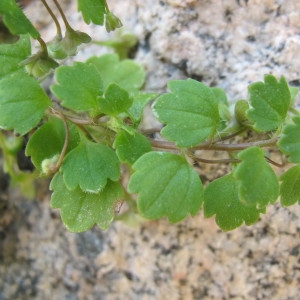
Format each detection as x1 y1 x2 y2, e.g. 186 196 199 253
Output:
77 0 106 25
25 118 80 171
152 79 220 147
233 147 279 208
279 165 300 206
113 130 151 165
0 71 51 135
0 0 40 39
99 83 132 116
50 173 124 232
127 93 156 124
128 152 203 223
204 174 265 231
105 12 123 32
61 139 120 193
247 75 291 131
278 116 300 163
87 54 145 94
51 62 102 112
0 34 30 79
211 87 228 104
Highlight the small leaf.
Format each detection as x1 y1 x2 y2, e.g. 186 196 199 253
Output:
211 87 228 104
51 62 102 112
279 165 300 206
87 54 145 94
0 34 30 78
99 83 132 116
0 71 51 135
127 93 157 124
152 79 220 147
25 118 79 171
247 75 291 131
234 147 279 208
128 152 203 223
105 12 123 32
0 0 40 39
77 0 106 25
278 116 300 163
50 173 124 232
61 139 120 193
204 174 265 231
113 130 151 165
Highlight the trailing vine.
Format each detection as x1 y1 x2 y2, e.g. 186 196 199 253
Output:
0 0 299 232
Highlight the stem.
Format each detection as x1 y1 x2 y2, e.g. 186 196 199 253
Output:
54 113 69 171
191 137 279 151
264 156 284 168
148 137 278 152
37 37 48 53
41 0 62 37
192 156 240 164
52 0 72 30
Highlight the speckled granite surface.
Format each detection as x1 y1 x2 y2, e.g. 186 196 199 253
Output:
1 0 300 299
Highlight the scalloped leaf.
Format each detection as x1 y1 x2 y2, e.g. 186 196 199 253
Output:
61 138 120 193
278 116 300 163
0 35 30 79
51 62 102 112
128 152 203 223
247 75 291 131
0 0 40 38
25 118 80 171
99 83 132 116
233 147 279 208
77 0 106 25
87 54 145 94
0 71 51 135
113 130 151 165
50 173 124 232
279 165 300 206
204 174 265 231
152 79 220 147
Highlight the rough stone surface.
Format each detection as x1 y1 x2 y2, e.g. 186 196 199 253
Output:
1 0 300 299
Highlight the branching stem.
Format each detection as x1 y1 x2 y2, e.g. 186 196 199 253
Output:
41 0 62 37
52 0 72 30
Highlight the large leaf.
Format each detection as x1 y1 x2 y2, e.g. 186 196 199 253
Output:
98 83 132 116
87 54 145 94
278 116 300 163
0 71 51 135
279 165 300 206
247 75 291 131
233 147 279 208
0 0 40 38
152 79 220 147
61 138 120 193
50 173 124 232
128 152 203 223
204 174 265 231
0 35 30 79
51 62 102 112
77 0 106 25
25 118 80 171
113 130 151 165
